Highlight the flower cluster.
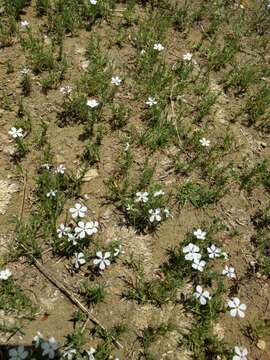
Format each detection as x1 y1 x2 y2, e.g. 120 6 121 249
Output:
56 202 99 268
124 188 171 231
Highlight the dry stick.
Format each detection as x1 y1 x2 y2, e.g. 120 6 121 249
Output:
18 175 123 348
32 256 123 349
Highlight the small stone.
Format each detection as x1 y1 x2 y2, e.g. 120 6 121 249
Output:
82 168 99 182
257 339 266 351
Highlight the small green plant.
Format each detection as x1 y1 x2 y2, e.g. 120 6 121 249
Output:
176 180 226 207
20 69 32 96
244 84 270 128
80 282 106 305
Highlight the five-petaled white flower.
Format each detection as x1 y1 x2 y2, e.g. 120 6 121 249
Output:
193 228 207 240
75 221 98 239
67 232 78 246
183 52 193 61
57 224 70 238
228 297 246 318
164 207 172 218
9 127 24 139
21 67 31 75
21 21 29 27
194 285 211 305
69 203 87 218
182 243 201 261
111 76 122 86
89 0 97 4
153 190 165 197
87 99 99 108
63 347 77 360
56 164 66 174
146 97 157 107
192 258 206 272
73 252 86 269
222 265 236 279
207 244 222 258
233 346 248 360
86 347 96 360
135 191 149 203
93 251 111 271
153 43 164 51
149 208 162 223
33 331 43 348
9 346 28 360
126 204 134 212
199 138 211 147
0 268 12 280
60 86 72 96
41 337 59 359
114 245 124 257
46 190 57 198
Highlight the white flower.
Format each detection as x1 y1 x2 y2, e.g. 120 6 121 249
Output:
21 21 29 27
222 251 229 260
41 163 51 170
149 208 162 223
33 331 43 348
199 138 211 147
193 228 207 240
222 265 236 279
233 346 248 360
46 190 57 198
60 86 72 96
126 204 134 212
124 142 130 151
114 245 124 257
135 191 149 203
192 258 206 272
63 347 77 360
41 337 59 359
111 76 122 86
21 67 31 75
183 52 193 61
57 224 70 238
9 346 28 360
182 243 201 261
75 221 98 239
67 232 78 246
153 190 165 197
146 97 157 107
0 268 12 280
87 99 99 108
69 203 87 219
93 251 111 271
89 0 97 4
194 285 211 305
8 127 24 139
153 43 164 51
56 164 66 174
73 252 86 269
207 244 222 259
86 348 96 360
228 297 247 318
164 207 172 218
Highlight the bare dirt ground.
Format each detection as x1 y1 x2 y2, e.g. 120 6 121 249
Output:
1 1 270 359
